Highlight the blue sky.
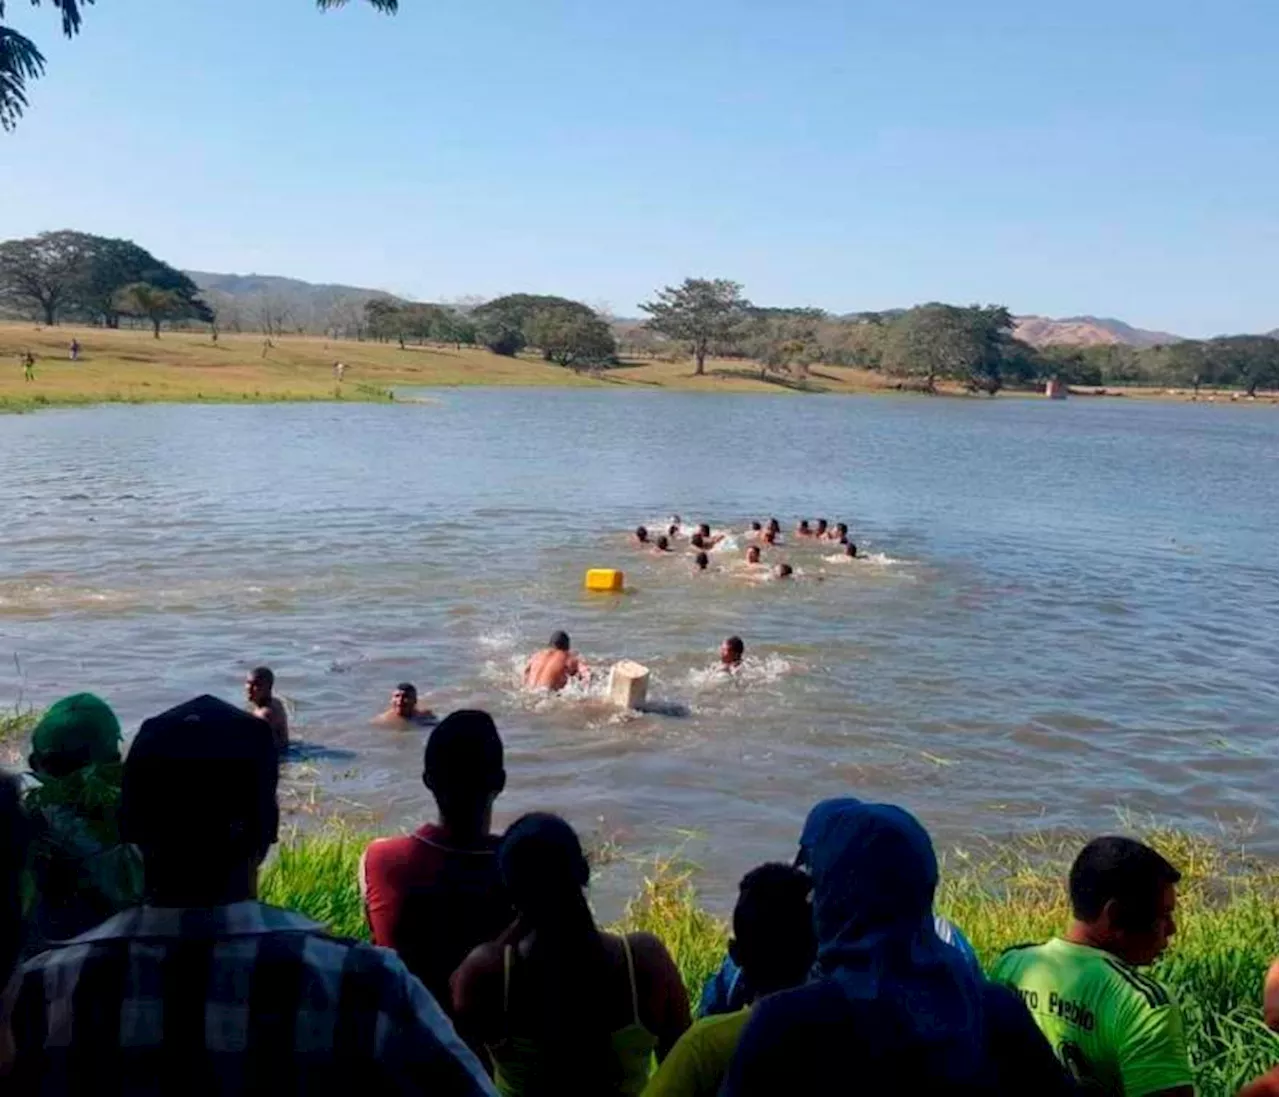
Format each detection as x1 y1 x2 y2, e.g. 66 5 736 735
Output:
1 0 1275 335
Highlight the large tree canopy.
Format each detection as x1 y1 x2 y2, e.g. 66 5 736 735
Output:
1 0 397 131
639 278 751 375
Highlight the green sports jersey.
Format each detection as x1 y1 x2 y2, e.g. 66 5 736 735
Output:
990 938 1192 1097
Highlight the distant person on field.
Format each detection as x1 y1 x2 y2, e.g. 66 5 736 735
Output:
698 796 981 1018
23 694 143 952
1236 959 1279 1097
990 836 1193 1097
452 812 691 1095
362 710 512 1021
644 864 814 1097
720 636 744 669
524 631 585 692
334 361 346 381
7 695 495 1095
719 800 1073 1096
374 682 436 727
245 665 289 751
22 352 35 381
68 339 79 362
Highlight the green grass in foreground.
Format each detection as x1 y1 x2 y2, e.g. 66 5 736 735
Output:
260 824 1277 1096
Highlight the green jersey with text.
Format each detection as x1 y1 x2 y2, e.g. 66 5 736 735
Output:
990 938 1191 1096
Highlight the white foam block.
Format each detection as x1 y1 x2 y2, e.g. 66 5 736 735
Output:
607 660 650 710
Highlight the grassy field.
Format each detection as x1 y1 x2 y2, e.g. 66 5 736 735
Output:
0 321 899 411
261 824 1277 1096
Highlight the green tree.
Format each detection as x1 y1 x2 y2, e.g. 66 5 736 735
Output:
0 229 93 323
526 308 616 368
78 236 204 327
472 294 597 358
2 0 397 132
744 308 825 382
113 282 212 338
881 303 1015 393
639 278 751 375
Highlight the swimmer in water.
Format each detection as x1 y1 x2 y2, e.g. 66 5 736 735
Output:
831 522 849 542
745 545 762 565
634 526 650 545
748 521 763 539
796 520 812 538
824 542 859 563
720 635 744 669
694 552 710 572
762 528 778 546
374 682 435 727
814 519 829 538
696 523 725 548
523 631 586 692
652 535 672 553
245 666 289 752
690 533 706 549
767 518 780 536
773 563 794 580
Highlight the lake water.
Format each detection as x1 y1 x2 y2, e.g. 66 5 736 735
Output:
1 392 1276 913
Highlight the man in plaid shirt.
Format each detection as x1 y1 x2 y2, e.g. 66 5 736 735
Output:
6 694 496 1096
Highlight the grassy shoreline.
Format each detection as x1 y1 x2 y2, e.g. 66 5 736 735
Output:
261 825 1277 1096
3 322 1274 413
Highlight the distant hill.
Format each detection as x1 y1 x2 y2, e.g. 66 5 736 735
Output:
185 270 407 333
1011 315 1183 348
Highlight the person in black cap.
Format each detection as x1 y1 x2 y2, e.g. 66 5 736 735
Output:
361 710 512 1021
7 695 494 1095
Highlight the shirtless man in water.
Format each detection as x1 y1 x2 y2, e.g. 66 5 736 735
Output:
373 682 435 727
524 631 586 691
246 666 289 752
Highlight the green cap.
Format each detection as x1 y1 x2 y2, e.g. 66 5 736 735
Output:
30 693 123 775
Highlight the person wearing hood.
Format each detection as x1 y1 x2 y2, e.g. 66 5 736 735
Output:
23 693 142 951
719 799 1073 1095
698 796 981 1018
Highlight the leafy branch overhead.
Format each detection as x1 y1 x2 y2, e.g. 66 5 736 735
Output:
0 0 397 131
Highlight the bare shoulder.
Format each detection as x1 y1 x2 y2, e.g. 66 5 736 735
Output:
624 931 677 970
457 940 505 981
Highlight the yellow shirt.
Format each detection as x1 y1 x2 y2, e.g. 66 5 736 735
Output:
642 1008 751 1097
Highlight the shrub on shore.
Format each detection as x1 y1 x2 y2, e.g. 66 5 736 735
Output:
260 823 1276 1096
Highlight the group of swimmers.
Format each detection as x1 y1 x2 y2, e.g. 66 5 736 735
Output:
633 516 859 580
519 630 746 693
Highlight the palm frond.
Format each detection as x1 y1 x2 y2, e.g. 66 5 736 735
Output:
0 25 46 132
315 0 399 11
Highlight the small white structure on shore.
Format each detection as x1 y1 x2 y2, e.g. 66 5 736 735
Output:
1045 377 1068 400
607 660 650 710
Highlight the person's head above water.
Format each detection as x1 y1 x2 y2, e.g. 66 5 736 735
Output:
721 636 745 666
697 523 711 537
815 519 828 535
423 709 505 838
774 563 793 579
690 533 706 548
121 695 279 906
28 693 122 780
245 666 274 706
797 520 811 534
746 545 761 564
835 522 848 538
844 542 858 558
750 521 762 532
763 528 777 544
1066 836 1181 967
391 683 418 718
549 630 571 652
655 535 670 551
695 552 709 571
730 863 816 999
635 526 648 543
667 524 679 538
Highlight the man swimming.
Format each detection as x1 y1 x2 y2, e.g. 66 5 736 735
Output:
767 518 781 536
634 526 650 545
667 523 680 539
374 683 435 727
694 552 710 572
652 535 673 553
245 666 289 752
762 528 778 545
720 636 745 669
814 519 829 538
745 545 762 565
830 522 849 542
796 520 812 538
773 563 794 580
524 631 586 691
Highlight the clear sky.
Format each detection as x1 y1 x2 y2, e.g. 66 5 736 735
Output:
1 0 1275 335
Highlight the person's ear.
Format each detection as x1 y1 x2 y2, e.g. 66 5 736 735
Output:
1099 897 1123 935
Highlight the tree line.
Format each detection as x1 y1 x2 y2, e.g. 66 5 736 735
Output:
0 231 212 337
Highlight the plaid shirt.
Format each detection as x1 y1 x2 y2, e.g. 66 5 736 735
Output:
7 900 497 1096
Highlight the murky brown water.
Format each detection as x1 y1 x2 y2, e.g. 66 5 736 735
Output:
1 392 1275 912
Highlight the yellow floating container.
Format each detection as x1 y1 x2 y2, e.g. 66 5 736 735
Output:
584 568 624 593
